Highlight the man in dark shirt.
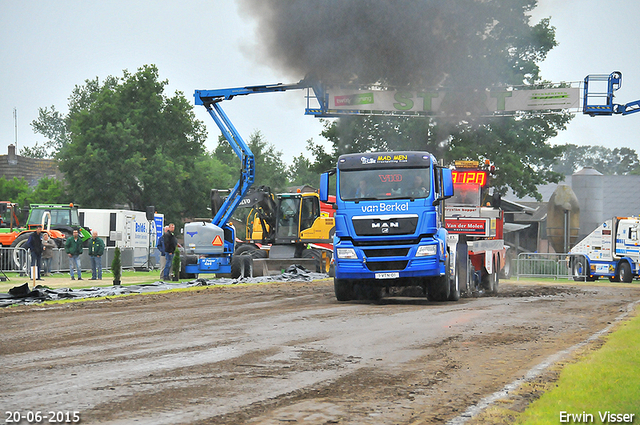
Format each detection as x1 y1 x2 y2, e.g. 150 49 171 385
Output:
27 226 44 281
162 223 178 281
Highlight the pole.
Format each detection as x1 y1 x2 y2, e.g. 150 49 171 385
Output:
13 108 18 151
563 210 570 253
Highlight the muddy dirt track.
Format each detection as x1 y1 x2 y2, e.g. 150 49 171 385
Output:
1 279 639 425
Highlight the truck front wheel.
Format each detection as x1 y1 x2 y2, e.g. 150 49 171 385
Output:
428 264 451 302
334 278 354 301
617 262 633 283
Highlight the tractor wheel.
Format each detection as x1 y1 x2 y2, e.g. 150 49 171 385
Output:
235 244 267 259
301 249 323 272
10 233 31 272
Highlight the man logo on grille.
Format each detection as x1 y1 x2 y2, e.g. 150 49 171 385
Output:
372 222 399 228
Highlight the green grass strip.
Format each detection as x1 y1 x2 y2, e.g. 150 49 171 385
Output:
517 306 640 423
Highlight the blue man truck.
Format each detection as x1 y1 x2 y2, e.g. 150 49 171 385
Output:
319 151 455 301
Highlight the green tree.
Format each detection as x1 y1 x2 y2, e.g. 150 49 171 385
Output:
552 144 639 175
55 65 223 224
288 150 322 188
22 177 67 206
214 130 288 192
19 143 49 159
0 176 67 223
0 177 30 205
30 105 70 157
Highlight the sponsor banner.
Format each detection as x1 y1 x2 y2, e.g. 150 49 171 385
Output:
327 87 580 114
445 218 490 236
445 206 482 217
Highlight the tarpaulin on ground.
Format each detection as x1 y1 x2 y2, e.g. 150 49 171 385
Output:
0 265 327 307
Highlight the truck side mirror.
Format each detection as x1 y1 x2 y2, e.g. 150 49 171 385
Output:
441 168 454 198
491 192 502 208
319 173 329 202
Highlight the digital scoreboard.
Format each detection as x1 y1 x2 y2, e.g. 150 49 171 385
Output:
451 170 488 186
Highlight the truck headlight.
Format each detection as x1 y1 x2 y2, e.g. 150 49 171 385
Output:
336 248 358 259
416 245 438 257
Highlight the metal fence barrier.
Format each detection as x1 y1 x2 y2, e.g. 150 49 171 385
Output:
516 252 588 280
0 246 159 275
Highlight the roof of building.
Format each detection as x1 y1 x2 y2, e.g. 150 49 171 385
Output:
0 144 63 186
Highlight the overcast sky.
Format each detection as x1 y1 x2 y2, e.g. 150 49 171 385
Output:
2 1 640 165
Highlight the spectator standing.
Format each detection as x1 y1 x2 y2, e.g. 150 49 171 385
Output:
157 225 168 278
65 229 83 280
27 226 44 281
41 232 56 276
88 231 105 280
162 223 178 281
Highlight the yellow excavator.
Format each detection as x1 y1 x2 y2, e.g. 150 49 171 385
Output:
234 186 335 275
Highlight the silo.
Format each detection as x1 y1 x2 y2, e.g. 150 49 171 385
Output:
572 167 603 240
547 185 580 253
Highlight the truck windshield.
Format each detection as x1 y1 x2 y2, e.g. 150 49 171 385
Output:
340 168 431 201
448 183 482 206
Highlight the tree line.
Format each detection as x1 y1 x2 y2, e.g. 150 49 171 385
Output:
9 64 640 227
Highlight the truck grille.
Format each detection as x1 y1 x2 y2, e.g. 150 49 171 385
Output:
363 248 410 258
352 215 418 236
366 261 408 272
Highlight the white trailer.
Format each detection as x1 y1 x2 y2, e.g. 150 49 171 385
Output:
79 209 161 269
569 217 640 282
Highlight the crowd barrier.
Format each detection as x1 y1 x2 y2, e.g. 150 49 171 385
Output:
0 246 159 274
515 252 588 280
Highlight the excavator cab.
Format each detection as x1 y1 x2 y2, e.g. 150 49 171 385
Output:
275 195 301 243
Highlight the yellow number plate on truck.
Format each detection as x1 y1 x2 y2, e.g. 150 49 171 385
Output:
375 272 399 279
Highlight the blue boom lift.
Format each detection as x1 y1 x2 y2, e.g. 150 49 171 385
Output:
583 71 640 116
183 81 325 278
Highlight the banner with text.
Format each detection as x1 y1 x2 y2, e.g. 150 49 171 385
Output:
327 87 580 115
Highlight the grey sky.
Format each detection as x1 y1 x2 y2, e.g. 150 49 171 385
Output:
2 1 640 165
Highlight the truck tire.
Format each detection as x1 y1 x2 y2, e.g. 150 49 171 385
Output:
500 249 514 279
617 262 632 283
448 255 460 301
572 257 588 281
448 275 460 301
482 259 499 294
428 264 451 302
334 278 354 301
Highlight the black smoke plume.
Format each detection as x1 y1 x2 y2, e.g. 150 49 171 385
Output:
238 0 545 89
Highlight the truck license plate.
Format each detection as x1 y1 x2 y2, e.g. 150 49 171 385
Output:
375 272 399 279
